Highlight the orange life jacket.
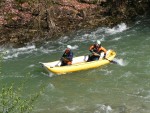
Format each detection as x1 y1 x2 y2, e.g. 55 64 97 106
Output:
89 44 107 54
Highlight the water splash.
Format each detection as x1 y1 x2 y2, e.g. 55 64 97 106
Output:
113 58 128 66
105 23 128 35
75 23 128 44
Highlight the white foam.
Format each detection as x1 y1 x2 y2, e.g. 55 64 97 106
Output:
51 23 127 46
28 64 35 68
105 23 128 35
58 36 69 43
2 44 56 60
95 104 112 113
112 37 121 41
71 45 78 50
83 33 89 37
3 45 37 60
16 45 36 51
3 52 19 59
39 47 56 54
75 23 128 44
48 72 55 77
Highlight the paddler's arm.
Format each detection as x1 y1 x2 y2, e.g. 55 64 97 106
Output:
101 46 107 54
101 46 107 58
89 45 94 53
98 46 107 59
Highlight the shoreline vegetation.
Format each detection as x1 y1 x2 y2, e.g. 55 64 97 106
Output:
0 0 150 47
0 50 43 113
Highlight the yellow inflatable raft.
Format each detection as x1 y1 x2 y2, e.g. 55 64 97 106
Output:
40 50 116 74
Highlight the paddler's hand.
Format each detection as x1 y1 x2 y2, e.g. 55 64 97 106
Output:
104 53 106 58
61 57 70 62
60 57 63 61
89 50 94 53
93 52 100 56
90 50 100 56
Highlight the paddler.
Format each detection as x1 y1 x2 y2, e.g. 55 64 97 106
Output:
87 40 107 62
60 45 73 66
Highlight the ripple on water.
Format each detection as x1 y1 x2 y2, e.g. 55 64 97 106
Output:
41 72 54 78
65 105 80 111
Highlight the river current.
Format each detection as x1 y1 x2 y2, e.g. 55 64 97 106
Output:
0 16 150 113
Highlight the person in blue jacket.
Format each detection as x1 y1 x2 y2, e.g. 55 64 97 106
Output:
61 45 73 66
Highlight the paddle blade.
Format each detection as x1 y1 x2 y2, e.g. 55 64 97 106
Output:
110 60 118 64
105 58 118 64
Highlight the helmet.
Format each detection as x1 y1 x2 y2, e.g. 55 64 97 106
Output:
67 45 72 49
96 40 101 45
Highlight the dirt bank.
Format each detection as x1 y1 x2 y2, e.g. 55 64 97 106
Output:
0 0 150 47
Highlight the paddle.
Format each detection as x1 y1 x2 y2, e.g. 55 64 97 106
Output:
55 57 70 67
91 52 118 64
55 60 61 67
104 58 118 64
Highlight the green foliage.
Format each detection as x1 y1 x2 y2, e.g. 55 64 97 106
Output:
0 83 43 113
0 52 44 113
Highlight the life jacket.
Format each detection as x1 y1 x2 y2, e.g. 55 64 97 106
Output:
89 44 107 54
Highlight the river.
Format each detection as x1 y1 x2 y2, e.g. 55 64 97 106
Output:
0 16 150 113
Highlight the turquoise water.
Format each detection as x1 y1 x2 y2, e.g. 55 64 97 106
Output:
1 16 150 113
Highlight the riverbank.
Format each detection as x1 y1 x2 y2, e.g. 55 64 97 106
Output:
0 0 150 47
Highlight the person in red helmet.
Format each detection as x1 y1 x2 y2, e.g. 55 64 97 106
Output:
87 40 107 62
60 45 73 66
